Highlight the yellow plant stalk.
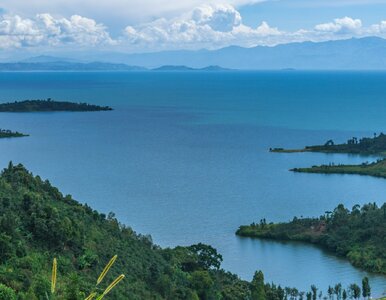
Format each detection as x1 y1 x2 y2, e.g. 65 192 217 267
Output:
51 258 57 294
85 292 97 300
97 255 117 285
96 274 125 300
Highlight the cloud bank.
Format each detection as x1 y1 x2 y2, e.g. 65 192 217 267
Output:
0 14 113 49
1 4 386 51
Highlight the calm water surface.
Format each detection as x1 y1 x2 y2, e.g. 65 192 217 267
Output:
0 71 385 295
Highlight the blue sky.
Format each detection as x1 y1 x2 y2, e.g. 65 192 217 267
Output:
0 0 386 55
240 0 386 30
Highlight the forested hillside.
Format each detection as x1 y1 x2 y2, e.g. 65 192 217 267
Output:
0 163 249 299
0 163 377 299
237 203 386 275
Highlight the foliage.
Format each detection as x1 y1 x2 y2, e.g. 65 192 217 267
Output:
0 162 248 299
0 129 27 138
291 158 386 179
0 163 378 299
302 133 386 155
271 132 386 155
236 203 386 274
0 99 112 112
0 284 17 300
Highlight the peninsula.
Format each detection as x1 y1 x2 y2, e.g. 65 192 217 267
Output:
270 133 386 155
0 129 28 138
0 99 112 112
271 133 386 179
236 203 386 275
291 159 386 178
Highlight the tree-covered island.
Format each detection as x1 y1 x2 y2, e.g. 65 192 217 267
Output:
0 99 112 112
270 133 386 155
0 163 376 299
236 203 386 275
0 129 28 138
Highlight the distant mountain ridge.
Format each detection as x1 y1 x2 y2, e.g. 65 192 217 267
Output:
20 55 79 63
152 65 230 71
0 61 145 71
89 36 386 70
3 37 386 70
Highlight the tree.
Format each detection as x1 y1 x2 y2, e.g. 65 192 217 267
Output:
361 277 371 299
188 243 223 270
342 289 347 300
311 285 318 300
190 271 214 300
334 283 342 300
251 271 266 300
327 286 333 300
349 284 360 300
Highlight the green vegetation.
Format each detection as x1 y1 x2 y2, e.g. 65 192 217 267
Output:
0 129 28 138
270 133 386 155
0 163 375 299
291 159 386 178
0 99 112 112
271 133 386 179
0 162 251 299
236 203 386 275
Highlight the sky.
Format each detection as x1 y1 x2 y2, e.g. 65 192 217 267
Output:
0 0 386 56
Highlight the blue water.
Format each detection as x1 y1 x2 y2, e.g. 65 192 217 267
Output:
0 71 385 296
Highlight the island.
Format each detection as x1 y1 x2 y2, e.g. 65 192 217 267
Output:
236 203 386 275
0 99 112 112
0 129 28 138
270 133 386 155
0 162 372 299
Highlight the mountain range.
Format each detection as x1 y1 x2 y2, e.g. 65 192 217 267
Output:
2 37 386 70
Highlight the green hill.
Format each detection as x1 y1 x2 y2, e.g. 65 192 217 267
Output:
0 163 377 299
0 162 249 299
237 203 386 275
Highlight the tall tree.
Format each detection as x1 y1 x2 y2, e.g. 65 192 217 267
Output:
311 285 318 300
349 284 361 300
251 271 266 300
361 277 371 299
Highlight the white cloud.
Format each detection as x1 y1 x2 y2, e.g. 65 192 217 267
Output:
369 21 386 34
314 17 362 34
123 4 281 50
1 5 386 52
0 13 114 49
0 0 265 26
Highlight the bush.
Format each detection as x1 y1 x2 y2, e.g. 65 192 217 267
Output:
0 284 17 300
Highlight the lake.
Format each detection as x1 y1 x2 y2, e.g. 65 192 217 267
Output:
0 71 385 296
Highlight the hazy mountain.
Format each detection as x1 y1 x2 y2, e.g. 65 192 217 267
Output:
152 65 230 71
96 37 386 70
20 55 80 63
0 61 146 71
4 37 386 70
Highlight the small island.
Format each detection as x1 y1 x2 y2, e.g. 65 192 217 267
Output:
0 129 28 138
270 133 386 155
0 99 112 112
236 203 386 275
